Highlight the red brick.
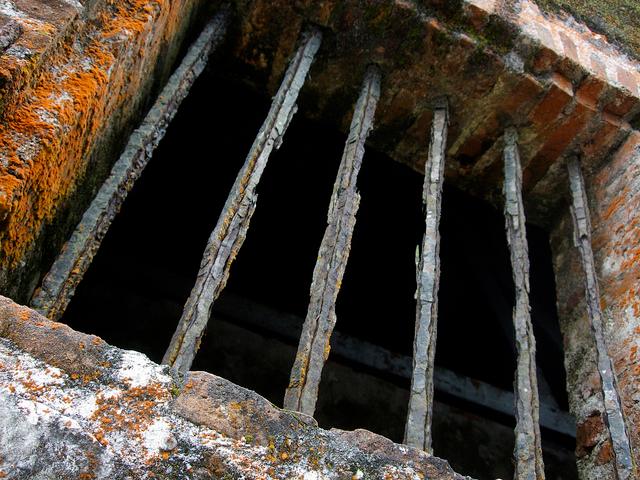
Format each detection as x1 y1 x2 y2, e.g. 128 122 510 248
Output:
528 72 573 126
603 88 640 119
503 73 545 113
464 3 489 31
524 101 595 191
559 31 579 64
617 67 639 96
581 111 630 160
535 24 556 50
589 52 608 79
603 131 640 174
576 75 606 110
453 74 543 160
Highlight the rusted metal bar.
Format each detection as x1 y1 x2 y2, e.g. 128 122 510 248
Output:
29 11 230 321
567 157 635 480
283 66 381 415
162 28 322 374
404 101 448 453
503 127 545 480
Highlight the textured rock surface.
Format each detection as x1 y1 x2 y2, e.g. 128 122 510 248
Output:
0 295 471 479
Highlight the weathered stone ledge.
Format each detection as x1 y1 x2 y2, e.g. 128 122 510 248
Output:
0 295 471 479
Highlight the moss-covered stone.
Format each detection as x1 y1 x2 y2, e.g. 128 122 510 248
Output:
535 0 640 59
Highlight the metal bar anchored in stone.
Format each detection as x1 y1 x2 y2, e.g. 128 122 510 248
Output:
503 127 545 480
404 101 448 454
567 157 635 480
162 28 322 374
29 11 230 321
283 66 381 415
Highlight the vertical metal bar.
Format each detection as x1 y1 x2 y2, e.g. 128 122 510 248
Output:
162 28 322 374
29 11 230 321
404 101 448 453
283 65 381 415
567 157 635 480
503 127 545 480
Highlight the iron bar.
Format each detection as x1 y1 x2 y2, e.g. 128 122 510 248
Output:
567 157 635 480
162 27 322 374
283 65 381 415
30 11 230 320
404 101 448 453
503 127 545 480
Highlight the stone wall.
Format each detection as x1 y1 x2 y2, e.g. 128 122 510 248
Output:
0 295 469 479
0 0 214 302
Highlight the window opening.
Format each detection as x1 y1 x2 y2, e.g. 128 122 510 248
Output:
30 14 633 480
58 66 576 480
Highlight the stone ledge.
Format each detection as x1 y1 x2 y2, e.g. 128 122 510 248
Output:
0 295 471 479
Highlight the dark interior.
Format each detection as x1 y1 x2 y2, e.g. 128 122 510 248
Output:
61 60 577 479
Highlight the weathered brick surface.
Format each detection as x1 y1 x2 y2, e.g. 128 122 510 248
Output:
0 0 214 301
551 132 640 479
2 0 640 301
227 0 640 224
0 295 470 479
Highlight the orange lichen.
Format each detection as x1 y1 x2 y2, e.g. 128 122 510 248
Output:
89 381 171 455
0 0 196 278
600 186 629 222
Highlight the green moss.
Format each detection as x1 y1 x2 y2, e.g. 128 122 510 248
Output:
535 0 640 59
483 14 517 54
169 383 180 397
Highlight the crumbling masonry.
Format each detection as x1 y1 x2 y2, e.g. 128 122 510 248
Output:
1 0 640 479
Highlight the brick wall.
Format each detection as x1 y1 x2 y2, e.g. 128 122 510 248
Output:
551 132 640 479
